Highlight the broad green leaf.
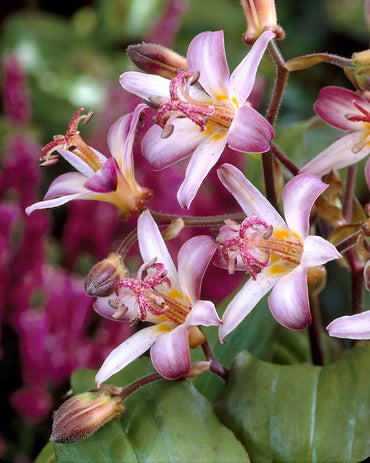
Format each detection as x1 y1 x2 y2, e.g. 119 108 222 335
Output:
54 359 249 463
214 344 370 463
35 441 56 463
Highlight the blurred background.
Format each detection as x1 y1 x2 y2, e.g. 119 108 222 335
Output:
0 0 369 461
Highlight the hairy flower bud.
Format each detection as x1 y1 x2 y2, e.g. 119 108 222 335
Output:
85 253 128 297
51 388 125 443
127 43 187 80
241 0 285 45
343 50 370 92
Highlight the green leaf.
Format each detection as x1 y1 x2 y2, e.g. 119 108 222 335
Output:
35 441 56 463
54 359 249 463
214 344 370 463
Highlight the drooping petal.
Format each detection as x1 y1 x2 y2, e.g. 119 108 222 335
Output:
43 172 89 200
137 210 180 289
177 235 218 303
365 157 370 191
327 311 370 339
217 163 288 230
282 174 328 239
268 264 311 330
185 300 222 327
108 103 148 174
84 157 119 193
120 71 170 100
227 105 274 153
93 297 125 321
56 148 97 178
177 134 227 209
314 86 370 132
229 30 275 107
299 132 369 177
150 324 190 379
186 30 230 100
95 324 164 386
219 271 279 342
302 235 341 267
142 119 207 170
25 193 92 215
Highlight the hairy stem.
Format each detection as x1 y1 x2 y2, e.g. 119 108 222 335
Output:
201 339 229 380
308 291 324 366
119 373 163 400
271 142 299 175
150 210 245 227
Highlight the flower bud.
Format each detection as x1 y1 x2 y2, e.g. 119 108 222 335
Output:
343 50 370 92
127 43 187 80
188 326 206 349
185 361 211 378
51 388 125 443
85 253 128 297
241 0 285 45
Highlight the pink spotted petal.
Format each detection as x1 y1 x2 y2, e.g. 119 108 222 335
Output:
142 119 207 170
227 105 274 153
177 134 227 209
178 235 218 303
56 148 97 177
25 193 87 215
283 174 328 239
268 265 311 330
302 235 341 267
217 163 288 230
187 30 230 100
95 324 164 386
219 271 279 343
150 324 190 379
120 71 170 100
314 86 370 132
299 132 368 177
84 157 119 193
138 210 180 290
108 103 147 173
365 157 370 191
185 300 222 327
327 311 370 339
229 31 275 106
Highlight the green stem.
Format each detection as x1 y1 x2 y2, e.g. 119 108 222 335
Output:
119 373 163 400
308 290 324 366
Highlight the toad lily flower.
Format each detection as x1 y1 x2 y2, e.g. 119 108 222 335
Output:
327 310 370 339
120 30 275 209
300 86 370 187
94 210 221 384
217 164 341 342
25 104 153 220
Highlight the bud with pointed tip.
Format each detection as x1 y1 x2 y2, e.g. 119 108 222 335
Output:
241 0 285 45
127 43 187 80
51 388 125 444
85 253 128 297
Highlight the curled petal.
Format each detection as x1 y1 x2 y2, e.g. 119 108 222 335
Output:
25 193 88 215
268 265 311 330
282 174 328 239
327 311 370 339
217 163 287 230
229 31 275 107
93 296 136 322
57 148 97 178
299 132 368 178
302 235 341 267
227 105 274 153
314 86 370 132
187 30 230 100
95 325 164 386
185 300 221 327
150 324 190 379
120 72 170 100
44 172 89 200
84 158 119 193
138 211 180 289
142 119 207 170
178 235 218 303
219 271 279 342
177 134 227 209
